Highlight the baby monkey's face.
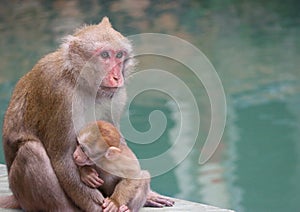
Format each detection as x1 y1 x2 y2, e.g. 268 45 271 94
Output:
73 144 94 166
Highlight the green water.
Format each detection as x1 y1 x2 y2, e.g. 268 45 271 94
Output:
1 1 300 211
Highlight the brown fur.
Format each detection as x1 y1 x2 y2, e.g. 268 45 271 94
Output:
98 121 121 147
0 195 20 209
0 17 134 211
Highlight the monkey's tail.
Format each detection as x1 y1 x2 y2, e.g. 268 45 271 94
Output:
0 195 21 209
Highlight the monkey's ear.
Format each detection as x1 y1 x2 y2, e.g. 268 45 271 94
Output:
61 35 81 52
98 16 112 28
61 35 85 69
105 146 121 160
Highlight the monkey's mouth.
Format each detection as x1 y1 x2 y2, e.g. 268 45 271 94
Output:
100 86 118 91
99 86 119 94
97 86 119 99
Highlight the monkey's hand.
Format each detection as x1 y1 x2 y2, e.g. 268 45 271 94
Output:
118 205 130 212
79 166 104 188
102 198 120 212
144 191 175 207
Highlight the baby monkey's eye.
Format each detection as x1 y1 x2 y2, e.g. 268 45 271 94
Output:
116 51 124 59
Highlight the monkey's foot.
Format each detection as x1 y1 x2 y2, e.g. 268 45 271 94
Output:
144 191 175 207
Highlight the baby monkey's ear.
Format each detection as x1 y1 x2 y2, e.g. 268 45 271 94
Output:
105 146 121 160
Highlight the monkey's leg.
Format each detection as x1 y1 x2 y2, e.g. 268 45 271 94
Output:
127 171 151 212
8 141 78 211
111 171 150 212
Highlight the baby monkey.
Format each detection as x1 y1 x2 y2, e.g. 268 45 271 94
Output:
73 121 150 212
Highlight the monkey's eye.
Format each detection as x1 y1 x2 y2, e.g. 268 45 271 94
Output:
116 51 124 59
80 145 86 152
100 51 110 59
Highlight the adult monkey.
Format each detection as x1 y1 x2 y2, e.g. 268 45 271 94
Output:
1 17 174 211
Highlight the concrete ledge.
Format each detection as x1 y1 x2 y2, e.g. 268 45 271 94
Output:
0 164 234 212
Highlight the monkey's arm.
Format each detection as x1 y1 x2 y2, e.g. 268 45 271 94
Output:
50 144 105 211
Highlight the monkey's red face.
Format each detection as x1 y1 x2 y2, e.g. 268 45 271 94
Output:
95 49 127 88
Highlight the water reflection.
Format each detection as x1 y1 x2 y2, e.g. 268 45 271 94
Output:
0 1 300 212
234 100 300 211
